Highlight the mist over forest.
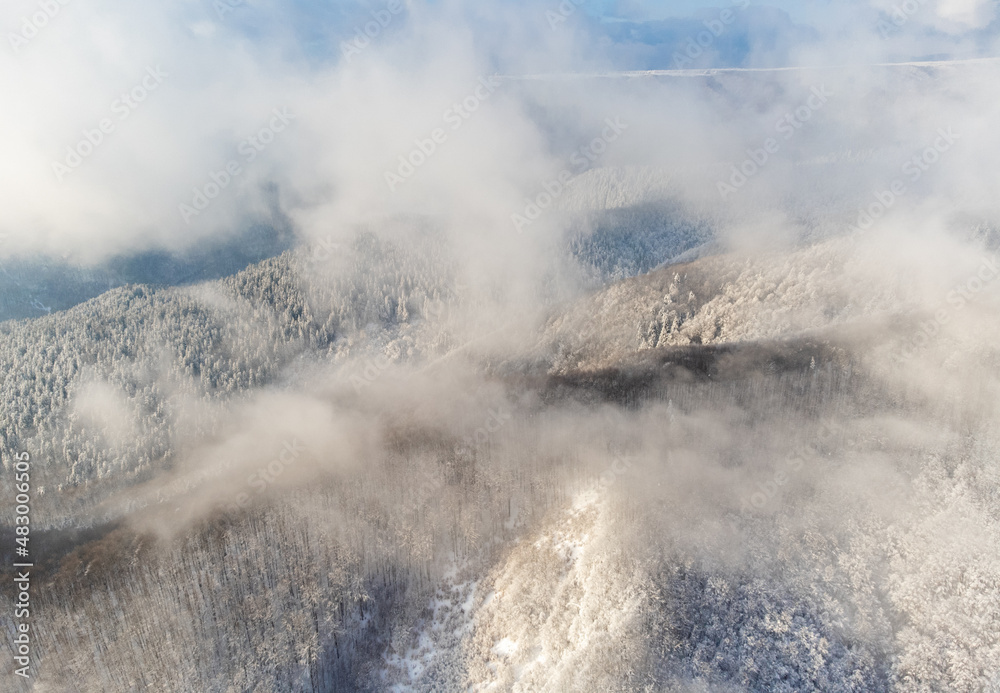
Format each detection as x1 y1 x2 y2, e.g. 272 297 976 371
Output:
2 0 1000 691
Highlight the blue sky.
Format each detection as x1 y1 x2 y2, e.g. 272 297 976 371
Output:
590 0 814 21
240 0 998 70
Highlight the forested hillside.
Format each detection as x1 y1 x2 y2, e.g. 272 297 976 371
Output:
4 0 1000 688
2 219 1000 691
0 230 456 528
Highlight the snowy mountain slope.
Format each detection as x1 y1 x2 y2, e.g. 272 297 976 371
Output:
349 351 1000 692
3 148 1000 691
460 488 654 693
555 166 682 213
535 232 997 374
0 231 458 529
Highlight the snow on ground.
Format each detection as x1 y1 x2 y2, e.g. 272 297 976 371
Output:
538 231 991 373
371 484 652 692
377 557 480 692
464 485 652 692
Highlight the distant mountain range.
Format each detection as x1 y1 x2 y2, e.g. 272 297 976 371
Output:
0 222 295 323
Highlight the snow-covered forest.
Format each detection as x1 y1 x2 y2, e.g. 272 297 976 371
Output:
3 2 1000 690
2 203 1000 689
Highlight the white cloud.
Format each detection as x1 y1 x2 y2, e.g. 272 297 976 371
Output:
936 0 997 29
1 0 998 270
